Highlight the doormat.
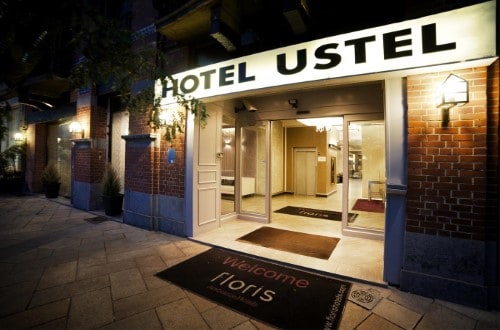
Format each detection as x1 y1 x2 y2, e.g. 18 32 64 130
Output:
274 206 358 222
237 226 339 260
352 199 385 213
156 248 351 329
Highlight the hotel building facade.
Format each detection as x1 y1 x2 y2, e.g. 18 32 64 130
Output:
3 0 498 310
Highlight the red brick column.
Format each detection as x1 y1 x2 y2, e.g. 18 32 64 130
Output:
123 104 187 233
71 90 107 210
402 61 499 309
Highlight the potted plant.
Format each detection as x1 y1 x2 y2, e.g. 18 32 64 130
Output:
101 165 123 216
41 163 61 198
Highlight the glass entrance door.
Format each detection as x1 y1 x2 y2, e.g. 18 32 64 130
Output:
238 121 270 222
343 115 385 238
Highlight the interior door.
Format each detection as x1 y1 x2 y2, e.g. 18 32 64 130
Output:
193 105 222 236
294 148 316 195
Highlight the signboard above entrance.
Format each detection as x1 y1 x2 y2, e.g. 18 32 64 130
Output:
157 1 496 105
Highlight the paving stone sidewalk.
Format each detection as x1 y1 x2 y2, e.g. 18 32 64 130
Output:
0 194 498 329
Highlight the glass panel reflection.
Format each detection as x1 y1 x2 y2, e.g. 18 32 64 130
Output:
240 123 266 215
221 118 235 215
347 120 386 231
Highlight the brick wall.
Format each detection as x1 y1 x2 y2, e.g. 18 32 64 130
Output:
159 134 185 197
124 136 154 193
165 46 190 74
128 108 151 135
406 65 495 240
125 107 186 198
91 104 108 140
73 104 106 184
486 59 499 241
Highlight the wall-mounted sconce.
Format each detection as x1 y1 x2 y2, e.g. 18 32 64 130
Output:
14 132 25 141
436 74 469 125
159 106 183 126
69 121 84 138
288 99 298 108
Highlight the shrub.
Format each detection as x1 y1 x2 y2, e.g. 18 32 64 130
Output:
101 165 122 196
41 163 60 185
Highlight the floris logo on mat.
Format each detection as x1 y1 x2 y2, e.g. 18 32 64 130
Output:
156 248 352 329
209 256 310 305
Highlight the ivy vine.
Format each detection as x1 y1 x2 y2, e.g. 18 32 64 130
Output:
125 79 208 142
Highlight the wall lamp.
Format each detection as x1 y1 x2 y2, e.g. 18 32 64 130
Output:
158 106 183 126
436 74 469 125
14 132 25 141
69 121 84 138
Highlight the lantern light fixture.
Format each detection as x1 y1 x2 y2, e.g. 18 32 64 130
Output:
435 74 469 126
14 132 24 141
69 121 83 133
436 74 469 109
69 121 84 138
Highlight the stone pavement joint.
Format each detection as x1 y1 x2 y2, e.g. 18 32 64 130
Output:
0 194 498 329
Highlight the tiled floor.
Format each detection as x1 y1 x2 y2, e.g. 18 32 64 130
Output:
2 195 497 329
195 181 386 285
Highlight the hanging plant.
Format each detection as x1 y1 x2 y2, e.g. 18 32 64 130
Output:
176 94 208 128
126 79 208 142
130 77 208 142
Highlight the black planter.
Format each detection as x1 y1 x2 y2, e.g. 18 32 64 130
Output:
102 193 124 216
44 183 61 198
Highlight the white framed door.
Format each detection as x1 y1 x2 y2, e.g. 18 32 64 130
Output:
192 105 222 236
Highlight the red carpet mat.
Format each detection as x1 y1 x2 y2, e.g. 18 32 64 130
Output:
156 248 351 329
352 199 385 213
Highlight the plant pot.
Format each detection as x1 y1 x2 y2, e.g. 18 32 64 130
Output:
44 182 61 198
102 193 124 216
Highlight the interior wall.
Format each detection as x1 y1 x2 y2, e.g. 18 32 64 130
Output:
221 128 235 177
271 121 284 195
360 124 386 198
